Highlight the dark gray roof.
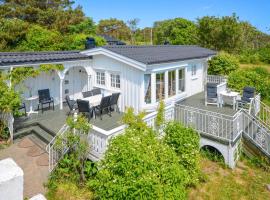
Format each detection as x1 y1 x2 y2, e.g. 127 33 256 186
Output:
103 45 216 65
0 51 91 67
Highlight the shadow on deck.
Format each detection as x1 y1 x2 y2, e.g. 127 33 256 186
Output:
177 92 238 117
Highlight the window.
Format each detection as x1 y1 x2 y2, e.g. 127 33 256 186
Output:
168 70 176 97
191 64 197 76
178 69 185 92
156 72 165 101
110 74 120 88
144 74 151 104
96 71 105 85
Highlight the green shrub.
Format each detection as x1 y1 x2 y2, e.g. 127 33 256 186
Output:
228 67 270 99
164 122 201 185
208 52 239 75
258 46 270 64
238 50 261 64
89 119 189 199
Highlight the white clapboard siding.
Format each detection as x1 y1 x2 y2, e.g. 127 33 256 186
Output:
92 55 143 112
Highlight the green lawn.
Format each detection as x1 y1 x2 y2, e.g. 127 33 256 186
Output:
240 63 270 72
189 156 270 200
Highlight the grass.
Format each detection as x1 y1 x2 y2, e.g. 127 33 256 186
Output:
189 154 270 200
46 181 94 200
239 63 270 72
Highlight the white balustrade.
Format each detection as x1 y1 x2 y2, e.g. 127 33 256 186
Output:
207 75 227 84
175 104 242 142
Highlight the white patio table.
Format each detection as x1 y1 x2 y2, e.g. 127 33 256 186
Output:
25 95 39 116
219 90 239 110
82 94 103 107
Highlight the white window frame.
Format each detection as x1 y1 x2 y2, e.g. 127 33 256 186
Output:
96 71 105 86
110 73 121 89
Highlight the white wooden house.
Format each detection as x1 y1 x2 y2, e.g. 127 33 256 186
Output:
82 45 215 113
0 45 216 113
1 45 268 170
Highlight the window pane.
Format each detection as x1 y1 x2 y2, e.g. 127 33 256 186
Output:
192 64 197 76
97 72 105 85
179 69 185 92
168 70 176 97
111 74 120 88
144 74 151 104
156 72 165 101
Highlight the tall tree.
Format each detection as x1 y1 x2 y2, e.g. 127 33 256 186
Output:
127 18 140 44
0 0 86 33
153 18 198 45
97 18 130 42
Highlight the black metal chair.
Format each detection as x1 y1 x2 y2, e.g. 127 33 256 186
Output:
77 99 93 121
110 93 120 113
94 95 111 120
237 87 255 110
91 88 101 96
205 83 219 107
37 89 54 113
65 96 77 115
82 91 93 98
19 103 27 117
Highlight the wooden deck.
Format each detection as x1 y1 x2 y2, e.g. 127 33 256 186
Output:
177 92 238 117
14 104 124 135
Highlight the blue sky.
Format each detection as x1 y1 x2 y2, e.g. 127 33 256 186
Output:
74 0 269 33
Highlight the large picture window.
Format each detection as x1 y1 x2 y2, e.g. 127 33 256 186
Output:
96 71 105 85
144 74 151 104
168 70 176 97
156 72 165 101
179 69 185 92
110 73 120 88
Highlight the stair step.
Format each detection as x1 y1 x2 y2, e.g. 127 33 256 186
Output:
14 127 34 139
31 126 54 144
27 134 47 151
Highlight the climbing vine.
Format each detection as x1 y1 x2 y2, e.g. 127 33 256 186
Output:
39 64 64 73
9 64 64 87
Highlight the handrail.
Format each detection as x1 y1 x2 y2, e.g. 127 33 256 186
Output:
175 103 242 142
175 103 238 119
46 124 69 152
242 110 270 156
207 75 227 84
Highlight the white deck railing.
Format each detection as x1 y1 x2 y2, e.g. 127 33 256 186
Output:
88 104 175 161
143 104 175 129
88 125 126 161
242 110 270 156
46 124 69 172
175 104 242 142
207 75 227 84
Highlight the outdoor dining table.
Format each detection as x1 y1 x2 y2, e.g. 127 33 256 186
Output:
219 90 240 110
82 92 112 107
82 94 103 107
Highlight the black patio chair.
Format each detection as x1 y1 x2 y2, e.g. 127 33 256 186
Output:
94 95 111 120
237 87 255 110
77 99 93 121
37 89 54 113
205 83 219 107
65 95 77 115
91 88 101 96
110 93 120 113
82 91 93 98
19 103 27 117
